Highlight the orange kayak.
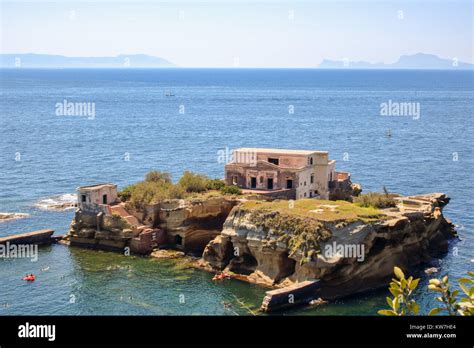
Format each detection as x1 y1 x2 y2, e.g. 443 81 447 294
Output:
22 275 36 281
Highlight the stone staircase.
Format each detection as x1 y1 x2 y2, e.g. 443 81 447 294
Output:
109 203 153 234
108 203 165 254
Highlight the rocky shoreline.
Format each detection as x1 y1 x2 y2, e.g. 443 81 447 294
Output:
64 192 457 312
200 193 456 301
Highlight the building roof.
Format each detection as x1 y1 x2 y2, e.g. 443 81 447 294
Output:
234 148 328 156
76 183 117 191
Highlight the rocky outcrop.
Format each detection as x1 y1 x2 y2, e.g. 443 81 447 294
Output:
66 196 238 255
0 212 29 222
202 193 457 300
67 210 138 251
156 197 238 255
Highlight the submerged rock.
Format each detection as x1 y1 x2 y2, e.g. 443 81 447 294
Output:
0 212 29 222
150 249 185 259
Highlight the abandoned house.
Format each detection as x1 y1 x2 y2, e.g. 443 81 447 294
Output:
76 183 118 214
224 148 351 200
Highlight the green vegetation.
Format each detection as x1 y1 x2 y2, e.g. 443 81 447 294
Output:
353 190 397 209
119 170 241 209
145 170 172 184
206 179 226 191
117 184 136 201
378 267 474 316
377 266 420 316
178 171 209 193
220 185 242 195
242 199 386 223
427 272 474 316
248 209 331 264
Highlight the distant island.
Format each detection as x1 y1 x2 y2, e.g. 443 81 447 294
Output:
318 53 473 70
2 52 472 70
0 53 175 68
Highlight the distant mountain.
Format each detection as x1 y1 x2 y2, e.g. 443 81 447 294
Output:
0 54 175 68
318 53 473 70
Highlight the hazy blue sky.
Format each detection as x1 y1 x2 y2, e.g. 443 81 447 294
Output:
1 0 472 67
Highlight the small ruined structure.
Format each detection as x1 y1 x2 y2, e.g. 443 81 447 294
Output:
224 148 352 200
69 183 165 254
77 183 118 214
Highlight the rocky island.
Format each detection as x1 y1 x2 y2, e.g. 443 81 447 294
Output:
63 148 457 312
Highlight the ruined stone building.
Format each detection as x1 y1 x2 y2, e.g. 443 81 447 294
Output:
224 148 351 200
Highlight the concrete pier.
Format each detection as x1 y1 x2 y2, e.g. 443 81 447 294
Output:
260 280 320 312
0 229 55 245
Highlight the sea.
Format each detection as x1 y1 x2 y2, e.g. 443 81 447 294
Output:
0 68 472 315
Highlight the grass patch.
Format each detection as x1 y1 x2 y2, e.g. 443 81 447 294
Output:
242 199 388 223
353 192 397 209
241 199 388 264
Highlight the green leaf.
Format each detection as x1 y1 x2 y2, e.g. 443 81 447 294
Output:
393 297 400 311
389 288 401 297
428 284 442 292
412 302 420 315
401 278 407 290
428 308 443 316
378 309 397 316
410 278 420 290
459 283 470 297
394 267 405 280
386 297 393 308
442 275 449 284
467 271 474 278
429 279 441 286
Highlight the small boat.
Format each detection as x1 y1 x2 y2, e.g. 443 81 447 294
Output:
23 275 36 282
212 272 231 281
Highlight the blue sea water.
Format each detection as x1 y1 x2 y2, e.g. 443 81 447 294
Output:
0 68 473 315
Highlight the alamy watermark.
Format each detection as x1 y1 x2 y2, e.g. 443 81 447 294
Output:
217 147 257 166
380 99 420 120
0 242 38 262
18 322 55 341
323 242 365 262
55 99 96 120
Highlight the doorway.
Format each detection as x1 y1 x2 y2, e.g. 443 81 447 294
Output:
267 178 274 190
174 235 183 245
286 179 293 189
102 194 108 204
250 177 257 189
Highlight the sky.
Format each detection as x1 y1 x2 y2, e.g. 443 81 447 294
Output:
0 0 473 67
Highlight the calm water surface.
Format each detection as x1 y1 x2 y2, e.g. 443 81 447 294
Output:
0 69 473 315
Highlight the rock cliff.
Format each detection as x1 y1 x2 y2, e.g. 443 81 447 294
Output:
66 196 238 255
202 193 457 299
155 197 238 254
